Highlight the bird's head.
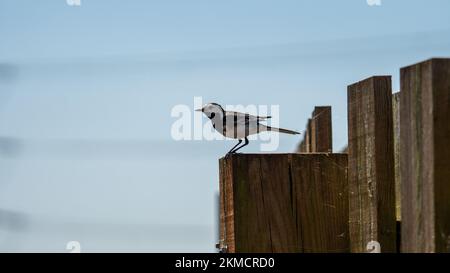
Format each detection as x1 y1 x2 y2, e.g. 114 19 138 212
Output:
196 103 224 119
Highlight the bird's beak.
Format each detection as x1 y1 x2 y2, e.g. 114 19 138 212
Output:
195 108 203 112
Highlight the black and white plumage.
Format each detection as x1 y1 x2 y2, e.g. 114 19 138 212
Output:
196 103 300 154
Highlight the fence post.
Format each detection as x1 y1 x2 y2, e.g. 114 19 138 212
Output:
311 106 333 153
298 136 306 153
297 107 332 153
305 119 312 152
392 92 402 251
347 76 397 252
400 58 450 253
219 153 349 253
392 92 401 222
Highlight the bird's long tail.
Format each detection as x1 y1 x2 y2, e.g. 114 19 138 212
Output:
265 126 300 135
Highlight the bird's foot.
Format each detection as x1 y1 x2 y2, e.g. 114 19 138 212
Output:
225 151 238 159
225 152 244 159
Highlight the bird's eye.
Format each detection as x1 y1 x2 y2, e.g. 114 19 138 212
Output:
210 112 215 119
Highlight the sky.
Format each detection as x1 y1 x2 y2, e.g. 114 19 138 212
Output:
0 0 450 252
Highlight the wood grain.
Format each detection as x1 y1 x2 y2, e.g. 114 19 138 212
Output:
219 153 349 253
290 154 349 252
297 107 332 153
305 119 312 153
400 58 450 253
311 106 333 153
347 76 397 252
392 92 401 221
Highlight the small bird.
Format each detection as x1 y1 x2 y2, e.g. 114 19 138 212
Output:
196 103 300 154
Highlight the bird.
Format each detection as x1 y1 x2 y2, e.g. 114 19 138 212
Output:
196 103 300 154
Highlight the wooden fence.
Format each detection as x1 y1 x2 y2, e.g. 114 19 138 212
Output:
297 106 332 153
217 58 450 253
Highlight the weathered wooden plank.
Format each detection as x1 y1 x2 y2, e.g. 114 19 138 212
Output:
311 106 333 153
392 92 401 221
347 76 397 253
298 119 312 153
297 138 306 153
290 154 349 252
305 119 312 153
219 157 236 252
400 58 450 253
297 106 332 153
300 141 306 152
219 153 349 253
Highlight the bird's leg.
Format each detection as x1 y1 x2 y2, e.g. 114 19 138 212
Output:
231 137 249 154
226 139 242 156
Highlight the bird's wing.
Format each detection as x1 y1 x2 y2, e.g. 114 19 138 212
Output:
225 111 271 121
224 112 251 125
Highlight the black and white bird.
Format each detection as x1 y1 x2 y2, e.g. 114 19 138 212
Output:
196 103 300 154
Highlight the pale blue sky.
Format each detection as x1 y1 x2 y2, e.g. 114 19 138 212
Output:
0 0 450 252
